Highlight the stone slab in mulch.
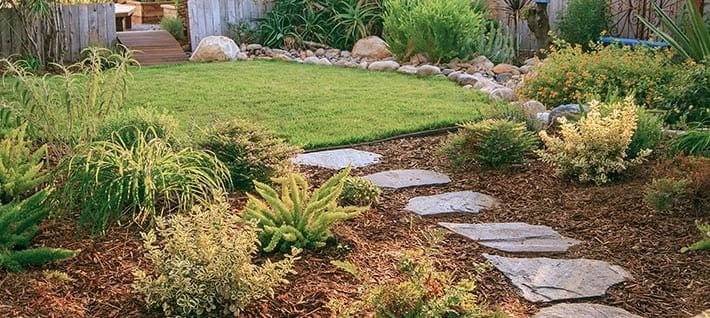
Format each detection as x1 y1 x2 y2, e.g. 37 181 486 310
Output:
533 303 643 318
438 222 580 253
405 191 498 216
291 149 382 170
482 254 633 303
362 169 451 190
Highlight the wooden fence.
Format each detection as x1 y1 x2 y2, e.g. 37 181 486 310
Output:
187 0 272 51
486 0 708 52
0 3 116 63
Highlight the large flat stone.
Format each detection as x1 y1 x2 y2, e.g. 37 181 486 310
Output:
438 222 580 253
405 191 498 215
292 149 381 170
362 169 451 190
534 303 643 318
483 254 632 303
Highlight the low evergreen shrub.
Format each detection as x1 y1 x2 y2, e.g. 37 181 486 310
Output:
644 178 688 213
133 198 298 316
339 176 381 206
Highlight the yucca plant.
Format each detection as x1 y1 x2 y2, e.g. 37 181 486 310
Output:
241 167 365 253
60 128 230 235
638 0 709 63
1 190 78 272
0 123 48 204
330 0 382 49
475 21 515 64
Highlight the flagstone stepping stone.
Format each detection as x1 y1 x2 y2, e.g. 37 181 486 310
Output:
362 169 451 189
292 149 382 170
482 254 633 303
405 191 498 216
438 222 580 253
533 303 643 318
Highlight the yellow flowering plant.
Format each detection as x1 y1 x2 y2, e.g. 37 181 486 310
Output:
537 97 652 185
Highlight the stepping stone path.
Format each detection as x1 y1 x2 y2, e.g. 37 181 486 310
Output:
405 191 498 216
438 222 580 253
482 254 633 302
292 149 381 170
533 303 643 318
363 169 451 190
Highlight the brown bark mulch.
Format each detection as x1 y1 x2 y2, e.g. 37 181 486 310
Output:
1 135 707 317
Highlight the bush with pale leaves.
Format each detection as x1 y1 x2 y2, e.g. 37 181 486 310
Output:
537 97 651 184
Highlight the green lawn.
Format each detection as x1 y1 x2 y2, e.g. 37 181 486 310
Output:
127 61 489 148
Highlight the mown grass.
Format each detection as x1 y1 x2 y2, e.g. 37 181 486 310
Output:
2 60 491 148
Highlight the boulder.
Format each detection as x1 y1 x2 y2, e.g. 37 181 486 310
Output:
397 65 419 74
317 58 332 66
495 73 513 82
490 87 517 102
416 65 442 76
447 71 463 82
470 55 494 73
190 36 240 62
340 50 351 58
457 74 480 86
409 53 429 65
273 54 293 62
368 60 400 71
352 36 392 60
246 43 262 51
315 48 326 57
441 68 454 76
303 56 320 64
549 104 589 126
325 49 341 58
523 100 546 117
492 63 520 74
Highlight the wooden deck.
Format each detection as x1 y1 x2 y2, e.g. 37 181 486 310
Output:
117 30 188 66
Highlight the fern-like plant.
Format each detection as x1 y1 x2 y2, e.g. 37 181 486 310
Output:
1 190 78 272
681 221 710 253
0 124 47 204
241 167 365 253
475 21 515 64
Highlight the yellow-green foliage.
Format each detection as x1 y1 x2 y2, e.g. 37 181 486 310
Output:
339 176 381 207
338 249 504 317
681 221 710 253
241 167 365 253
537 97 651 185
133 199 298 317
0 124 47 204
520 43 675 108
644 178 688 213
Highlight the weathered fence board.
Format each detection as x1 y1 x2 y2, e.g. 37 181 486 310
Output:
188 0 273 51
0 3 116 63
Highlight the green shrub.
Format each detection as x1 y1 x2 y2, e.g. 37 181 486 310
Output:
628 108 663 158
339 176 381 206
667 129 710 157
681 221 710 253
60 130 230 235
241 167 365 253
337 249 503 317
520 43 676 108
197 119 300 191
160 17 186 41
556 0 609 49
660 62 710 125
475 20 515 65
0 124 47 204
1 190 77 272
133 198 298 316
227 21 261 45
0 47 134 148
652 155 710 213
382 0 485 63
538 97 651 184
95 107 179 146
644 178 688 213
442 119 538 169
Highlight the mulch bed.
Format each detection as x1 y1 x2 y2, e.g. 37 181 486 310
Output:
1 135 708 317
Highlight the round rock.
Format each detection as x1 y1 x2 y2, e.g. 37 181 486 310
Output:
368 60 400 71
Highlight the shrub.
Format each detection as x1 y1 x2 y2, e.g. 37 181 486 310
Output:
667 129 710 157
537 97 651 184
475 20 515 65
0 124 48 204
442 119 538 169
651 155 710 213
197 119 300 191
337 249 503 317
382 0 485 63
556 0 609 49
241 167 365 253
0 47 134 148
160 17 186 41
520 43 676 108
339 176 381 206
1 190 77 272
133 199 298 316
681 221 710 253
227 21 261 45
644 178 688 213
660 62 710 125
95 107 179 146
627 108 663 158
60 130 230 235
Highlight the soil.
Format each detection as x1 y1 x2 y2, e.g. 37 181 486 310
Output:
1 135 708 317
